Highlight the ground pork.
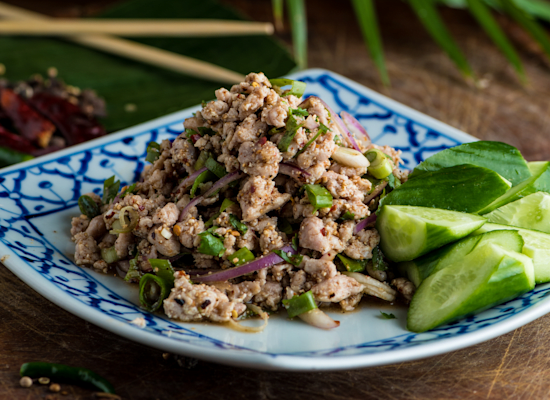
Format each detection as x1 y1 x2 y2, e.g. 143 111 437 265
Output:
238 176 291 222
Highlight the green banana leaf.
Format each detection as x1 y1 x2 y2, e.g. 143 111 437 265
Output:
0 0 296 132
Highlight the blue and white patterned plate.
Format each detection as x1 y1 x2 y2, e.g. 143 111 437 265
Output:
1 69 548 371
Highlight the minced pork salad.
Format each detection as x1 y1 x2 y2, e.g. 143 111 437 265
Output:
70 72 415 331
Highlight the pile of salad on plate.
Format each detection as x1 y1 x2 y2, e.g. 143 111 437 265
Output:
70 72 550 333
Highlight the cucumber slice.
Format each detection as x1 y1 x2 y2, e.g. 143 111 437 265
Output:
407 243 534 332
398 230 523 287
381 164 511 214
485 192 550 234
478 162 550 215
474 223 550 283
376 205 486 262
410 141 531 187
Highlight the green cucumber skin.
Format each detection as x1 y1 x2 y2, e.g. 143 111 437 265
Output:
485 192 550 234
473 223 550 284
381 165 511 214
410 141 531 187
478 162 550 215
407 242 533 332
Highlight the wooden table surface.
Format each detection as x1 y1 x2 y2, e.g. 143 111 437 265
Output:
2 0 550 398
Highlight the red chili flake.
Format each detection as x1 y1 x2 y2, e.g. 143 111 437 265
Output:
258 136 267 146
320 227 327 236
330 205 337 212
138 205 145 211
0 88 56 148
191 134 201 143
250 186 256 193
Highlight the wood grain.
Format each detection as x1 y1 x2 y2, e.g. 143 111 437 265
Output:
2 0 550 399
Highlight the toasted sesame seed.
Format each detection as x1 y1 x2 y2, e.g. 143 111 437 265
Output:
19 376 32 388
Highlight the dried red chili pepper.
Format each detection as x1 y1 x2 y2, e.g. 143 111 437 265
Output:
0 88 55 148
0 125 36 154
26 93 105 146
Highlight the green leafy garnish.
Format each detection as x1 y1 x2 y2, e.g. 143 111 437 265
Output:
278 113 304 153
197 232 226 257
270 78 307 97
145 141 161 163
278 217 294 235
122 183 138 197
205 157 228 178
198 126 216 136
292 235 299 251
387 173 401 190
190 170 216 198
340 211 355 221
295 123 331 157
372 246 387 271
229 214 248 235
273 249 303 267
380 311 396 320
290 107 309 117
102 175 120 204
78 195 100 219
303 184 333 212
194 150 211 170
220 198 236 213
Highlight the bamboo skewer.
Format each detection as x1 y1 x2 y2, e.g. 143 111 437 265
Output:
0 19 274 37
0 2 246 84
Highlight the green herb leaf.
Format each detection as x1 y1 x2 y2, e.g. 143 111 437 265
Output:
278 114 304 152
303 184 333 212
387 173 401 190
122 183 138 197
372 246 387 271
229 214 248 235
78 195 100 219
272 0 284 30
145 141 161 163
205 156 228 178
190 170 216 198
198 231 226 257
292 235 299 251
290 107 309 117
278 217 294 235
198 126 216 136
351 0 390 86
340 211 355 221
273 249 303 266
220 198 236 213
102 175 120 204
380 311 396 319
295 123 331 157
270 78 307 97
194 150 211 170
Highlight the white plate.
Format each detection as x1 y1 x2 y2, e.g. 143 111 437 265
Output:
1 69 548 371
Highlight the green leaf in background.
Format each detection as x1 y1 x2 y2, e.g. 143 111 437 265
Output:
286 0 308 69
351 0 390 86
272 0 284 31
466 0 526 83
0 0 296 133
409 0 474 80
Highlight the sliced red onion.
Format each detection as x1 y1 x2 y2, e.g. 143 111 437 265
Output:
177 171 244 222
279 162 310 177
186 268 223 276
167 251 192 263
193 245 296 283
341 111 371 148
364 180 388 204
354 213 377 234
173 167 208 195
300 96 361 152
299 308 340 329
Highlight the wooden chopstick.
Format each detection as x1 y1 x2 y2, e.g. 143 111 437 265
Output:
0 19 274 37
0 2 245 84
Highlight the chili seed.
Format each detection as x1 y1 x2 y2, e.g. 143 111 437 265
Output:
39 377 51 385
19 376 33 388
50 383 61 392
201 299 211 309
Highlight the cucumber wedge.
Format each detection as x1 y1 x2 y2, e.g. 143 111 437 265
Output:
485 192 550 234
380 164 511 214
410 141 531 187
407 242 534 332
399 230 523 287
376 205 486 262
478 162 550 215
474 223 550 283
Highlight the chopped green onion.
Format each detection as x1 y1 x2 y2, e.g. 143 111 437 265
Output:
197 231 226 257
149 259 175 285
290 107 309 117
102 175 120 204
269 126 284 135
230 247 255 266
283 291 317 318
278 114 304 153
278 217 294 235
333 135 343 146
139 273 171 312
220 198 236 213
198 126 216 136
78 195 100 219
372 246 387 271
295 123 331 157
339 211 355 221
336 253 367 273
205 157 228 178
190 170 216 198
194 150 211 170
145 141 161 164
269 78 307 97
229 214 248 235
380 311 396 319
273 249 303 267
101 246 119 264
122 183 138 197
303 184 333 212
365 149 393 179
125 256 142 282
110 206 139 234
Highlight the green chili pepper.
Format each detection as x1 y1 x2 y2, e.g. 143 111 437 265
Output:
303 184 333 212
229 214 248 235
365 149 393 179
124 256 142 282
205 157 227 178
190 170 216 198
149 259 175 285
20 362 116 394
282 291 317 318
145 141 161 164
194 150 211 170
77 195 100 219
333 135 343 146
100 246 119 264
139 273 171 312
278 217 294 235
336 253 367 273
197 231 226 257
295 123 331 157
102 175 120 204
278 114 304 153
0 146 33 168
230 247 255 266
270 78 307 97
